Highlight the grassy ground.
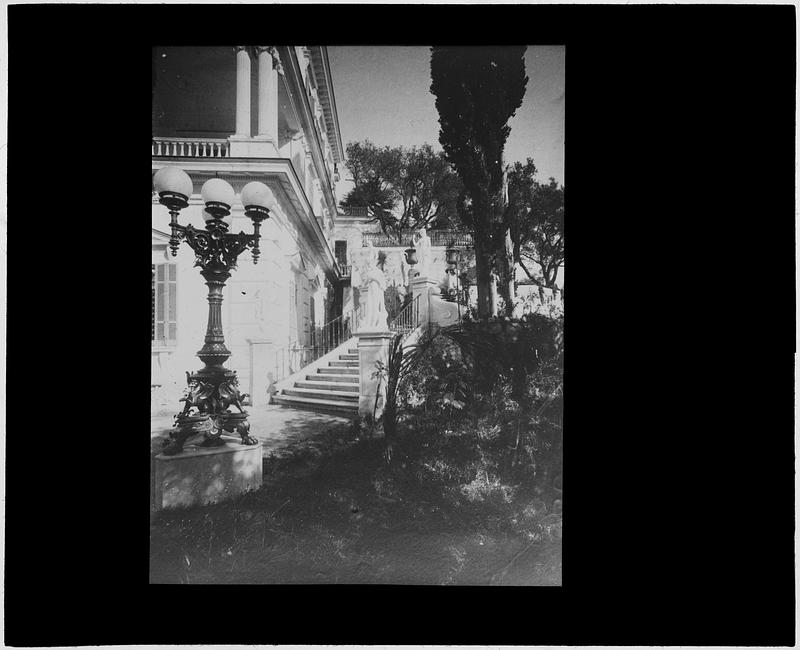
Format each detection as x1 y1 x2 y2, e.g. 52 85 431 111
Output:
149 421 562 585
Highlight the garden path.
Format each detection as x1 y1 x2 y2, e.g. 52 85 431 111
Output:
150 405 351 458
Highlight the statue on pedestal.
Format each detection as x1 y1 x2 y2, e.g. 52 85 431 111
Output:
413 228 432 278
359 243 388 331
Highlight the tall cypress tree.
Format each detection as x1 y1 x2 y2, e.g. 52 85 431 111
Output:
430 46 528 316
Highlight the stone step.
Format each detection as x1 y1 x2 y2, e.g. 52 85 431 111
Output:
271 393 358 416
339 354 359 360
295 379 359 392
317 367 358 375
306 372 360 382
283 387 359 401
348 348 358 354
329 360 359 368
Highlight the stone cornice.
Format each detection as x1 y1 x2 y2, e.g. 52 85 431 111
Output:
308 47 344 164
276 46 338 223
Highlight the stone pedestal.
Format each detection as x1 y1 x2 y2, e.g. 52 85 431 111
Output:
153 439 262 510
411 275 439 328
355 330 394 419
429 292 460 328
247 338 273 407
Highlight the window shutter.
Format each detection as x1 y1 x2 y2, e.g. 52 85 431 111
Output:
152 263 177 347
167 264 177 344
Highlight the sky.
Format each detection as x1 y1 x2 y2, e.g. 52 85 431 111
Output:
328 45 565 198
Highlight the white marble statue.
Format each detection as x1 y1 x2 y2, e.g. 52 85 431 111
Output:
413 228 432 278
445 269 456 295
360 244 388 331
353 241 377 290
382 249 407 289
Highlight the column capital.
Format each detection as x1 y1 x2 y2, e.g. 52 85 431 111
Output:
255 46 284 74
234 45 250 55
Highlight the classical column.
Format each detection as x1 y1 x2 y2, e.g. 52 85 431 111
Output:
234 46 251 138
256 46 279 145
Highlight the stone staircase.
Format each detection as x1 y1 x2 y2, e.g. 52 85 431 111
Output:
271 347 359 416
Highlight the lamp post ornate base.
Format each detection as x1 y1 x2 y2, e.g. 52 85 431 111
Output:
163 371 256 456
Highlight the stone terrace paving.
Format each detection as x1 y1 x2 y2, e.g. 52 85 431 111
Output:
150 405 352 459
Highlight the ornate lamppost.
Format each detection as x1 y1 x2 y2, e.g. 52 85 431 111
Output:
445 246 462 320
153 166 274 455
459 270 470 307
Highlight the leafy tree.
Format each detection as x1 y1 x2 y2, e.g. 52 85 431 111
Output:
339 140 463 240
339 141 400 234
506 158 565 288
395 144 462 234
430 45 528 317
524 179 564 288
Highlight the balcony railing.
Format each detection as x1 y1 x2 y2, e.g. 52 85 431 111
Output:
429 231 473 247
361 231 474 248
337 262 351 278
152 137 230 158
339 206 369 218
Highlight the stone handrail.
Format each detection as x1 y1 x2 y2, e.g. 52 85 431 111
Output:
152 137 230 158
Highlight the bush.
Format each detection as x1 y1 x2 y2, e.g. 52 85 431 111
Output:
437 313 562 401
399 335 472 414
391 314 563 509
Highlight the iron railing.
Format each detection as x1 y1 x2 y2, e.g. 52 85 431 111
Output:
361 231 473 248
388 294 421 341
339 206 369 217
268 307 362 385
312 306 362 354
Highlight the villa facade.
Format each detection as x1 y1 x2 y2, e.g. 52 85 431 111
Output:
152 45 347 413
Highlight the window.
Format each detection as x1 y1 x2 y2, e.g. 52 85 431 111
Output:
334 240 347 267
152 263 177 346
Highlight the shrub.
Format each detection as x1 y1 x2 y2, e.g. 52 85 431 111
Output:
378 310 563 509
